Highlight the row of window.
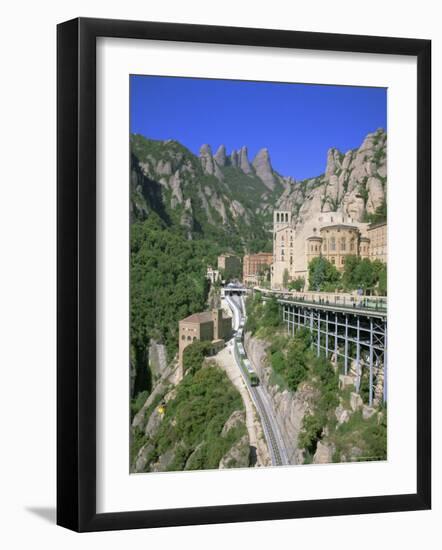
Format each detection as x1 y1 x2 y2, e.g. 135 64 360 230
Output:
329 256 346 266
181 335 197 342
276 212 290 223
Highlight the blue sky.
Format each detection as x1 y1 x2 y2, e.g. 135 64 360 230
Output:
130 75 386 181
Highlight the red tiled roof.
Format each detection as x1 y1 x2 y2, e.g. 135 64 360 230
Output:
180 311 213 324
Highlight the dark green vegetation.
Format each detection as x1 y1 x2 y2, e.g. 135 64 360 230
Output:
244 292 281 337
288 277 305 291
182 341 213 375
308 256 341 292
308 255 387 295
245 292 387 463
341 255 387 295
132 344 247 472
131 214 213 399
268 329 311 392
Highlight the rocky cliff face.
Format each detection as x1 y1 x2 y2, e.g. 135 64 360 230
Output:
131 128 386 248
277 128 387 225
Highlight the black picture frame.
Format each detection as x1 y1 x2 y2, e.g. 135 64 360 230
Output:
57 17 431 532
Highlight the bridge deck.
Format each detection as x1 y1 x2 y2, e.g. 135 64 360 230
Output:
276 297 387 319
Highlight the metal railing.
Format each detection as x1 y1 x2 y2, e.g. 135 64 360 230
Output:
256 287 387 313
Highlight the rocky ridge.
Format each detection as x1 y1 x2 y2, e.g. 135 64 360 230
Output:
131 129 387 249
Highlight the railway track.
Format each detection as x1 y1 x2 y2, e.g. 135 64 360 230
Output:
225 294 288 466
252 387 283 466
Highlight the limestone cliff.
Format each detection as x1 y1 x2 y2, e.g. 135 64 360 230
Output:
277 128 387 226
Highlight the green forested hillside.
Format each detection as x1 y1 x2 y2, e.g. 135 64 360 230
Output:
131 344 248 472
130 134 275 253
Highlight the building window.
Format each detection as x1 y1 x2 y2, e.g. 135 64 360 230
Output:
330 237 336 251
350 238 355 251
181 335 185 340
331 257 335 264
341 237 346 251
187 335 191 341
341 257 345 265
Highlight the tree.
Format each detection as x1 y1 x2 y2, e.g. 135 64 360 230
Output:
353 258 376 293
262 296 281 328
342 256 387 295
308 257 341 291
341 255 360 291
282 268 290 289
289 277 305 291
182 341 213 375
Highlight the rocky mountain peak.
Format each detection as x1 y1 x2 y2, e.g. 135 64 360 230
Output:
214 144 227 166
199 144 215 175
238 146 252 174
252 148 276 190
325 147 342 177
230 149 239 168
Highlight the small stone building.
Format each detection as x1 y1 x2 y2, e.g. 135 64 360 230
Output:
178 308 232 375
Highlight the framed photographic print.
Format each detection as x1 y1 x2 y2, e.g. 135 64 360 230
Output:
57 17 431 532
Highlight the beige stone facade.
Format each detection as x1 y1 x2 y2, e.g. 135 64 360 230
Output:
243 252 273 286
318 224 363 269
178 308 232 375
271 209 387 289
368 222 387 263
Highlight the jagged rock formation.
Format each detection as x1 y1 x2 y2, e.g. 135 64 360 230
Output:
277 128 387 226
252 148 276 190
200 143 215 175
131 128 386 249
214 144 227 166
238 146 253 174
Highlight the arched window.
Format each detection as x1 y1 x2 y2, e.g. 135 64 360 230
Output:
341 237 346 251
181 335 185 340
350 238 355 251
330 237 336 251
276 213 280 222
